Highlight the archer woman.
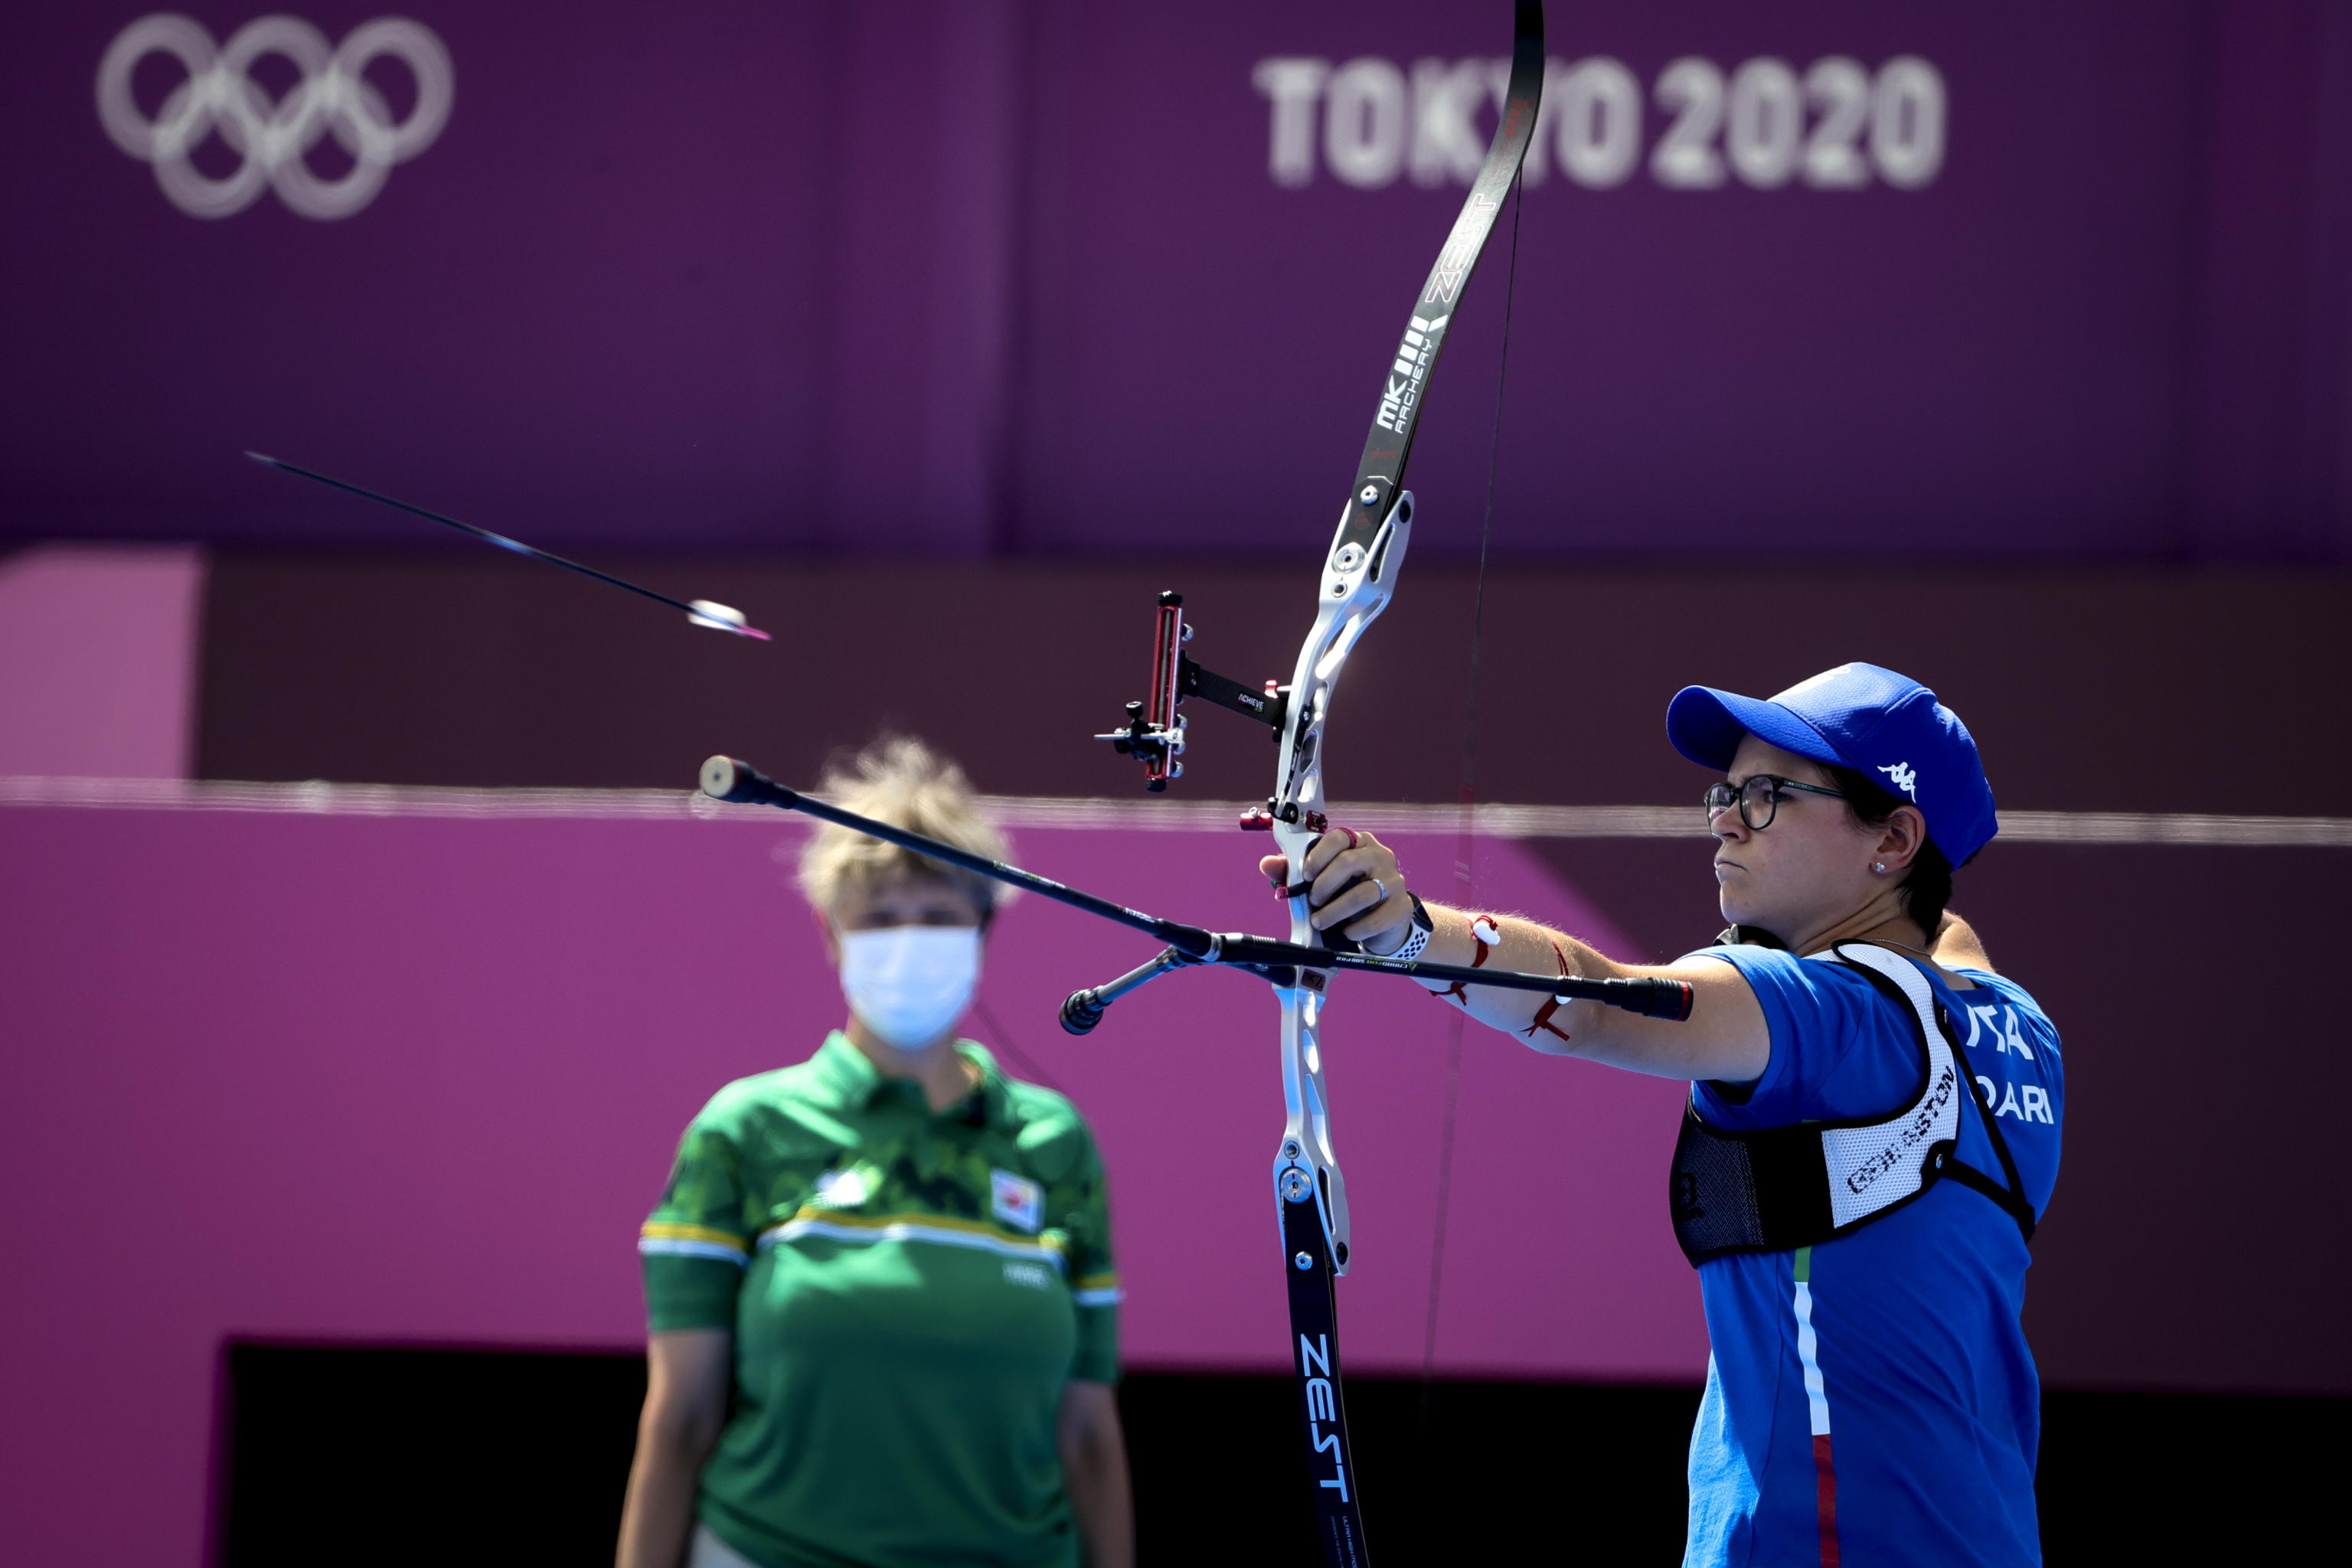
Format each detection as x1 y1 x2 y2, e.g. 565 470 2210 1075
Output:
617 737 1132 1568
1271 663 2062 1566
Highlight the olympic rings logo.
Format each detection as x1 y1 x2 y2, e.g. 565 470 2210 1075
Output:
96 14 453 220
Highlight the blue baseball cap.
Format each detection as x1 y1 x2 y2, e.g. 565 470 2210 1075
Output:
1665 662 1998 865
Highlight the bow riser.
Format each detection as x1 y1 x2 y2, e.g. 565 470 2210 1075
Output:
1267 491 1415 838
1266 487 1414 1276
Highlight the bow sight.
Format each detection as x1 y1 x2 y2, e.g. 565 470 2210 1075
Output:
1094 589 1333 833
1095 590 1296 795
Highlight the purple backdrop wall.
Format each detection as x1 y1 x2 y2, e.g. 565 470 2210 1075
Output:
8 2 2352 560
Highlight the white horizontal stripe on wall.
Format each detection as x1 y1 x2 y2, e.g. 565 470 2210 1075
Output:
5 777 2347 848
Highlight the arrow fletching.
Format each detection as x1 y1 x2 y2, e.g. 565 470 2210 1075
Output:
687 599 756 635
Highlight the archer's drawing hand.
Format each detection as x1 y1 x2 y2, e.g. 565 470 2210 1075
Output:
1257 827 1416 952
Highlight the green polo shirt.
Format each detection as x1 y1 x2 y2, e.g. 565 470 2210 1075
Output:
639 1033 1119 1568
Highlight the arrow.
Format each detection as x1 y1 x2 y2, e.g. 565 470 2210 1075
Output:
245 451 771 640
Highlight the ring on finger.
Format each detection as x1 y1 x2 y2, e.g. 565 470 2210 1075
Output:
1371 877 1387 903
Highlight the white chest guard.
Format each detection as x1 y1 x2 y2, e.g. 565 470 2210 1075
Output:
1668 942 2037 1266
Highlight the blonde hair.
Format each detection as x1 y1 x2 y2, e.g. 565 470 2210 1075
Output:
795 736 1014 919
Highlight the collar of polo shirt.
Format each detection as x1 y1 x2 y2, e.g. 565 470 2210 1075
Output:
809 1031 1014 1126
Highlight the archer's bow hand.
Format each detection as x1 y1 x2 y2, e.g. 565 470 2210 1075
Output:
1259 827 1416 955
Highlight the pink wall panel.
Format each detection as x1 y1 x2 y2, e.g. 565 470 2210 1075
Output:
0 547 203 778
0 801 1701 1566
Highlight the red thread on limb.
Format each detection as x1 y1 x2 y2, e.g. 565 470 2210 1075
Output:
1434 914 1501 1004
1519 939 1576 1042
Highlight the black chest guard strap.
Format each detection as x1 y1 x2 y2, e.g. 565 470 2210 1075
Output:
1668 942 2037 1266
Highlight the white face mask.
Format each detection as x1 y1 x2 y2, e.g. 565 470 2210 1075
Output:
837 926 982 1049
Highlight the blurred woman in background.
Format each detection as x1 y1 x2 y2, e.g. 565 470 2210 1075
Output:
616 737 1131 1568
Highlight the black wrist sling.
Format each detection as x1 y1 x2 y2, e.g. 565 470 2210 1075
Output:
1668 942 2038 1266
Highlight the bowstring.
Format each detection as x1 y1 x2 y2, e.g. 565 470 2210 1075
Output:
1418 169 1524 1444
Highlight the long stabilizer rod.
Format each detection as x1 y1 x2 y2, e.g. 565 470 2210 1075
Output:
699 755 1694 1021
245 451 771 640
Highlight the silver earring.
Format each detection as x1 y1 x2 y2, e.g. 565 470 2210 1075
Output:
1873 862 1886 873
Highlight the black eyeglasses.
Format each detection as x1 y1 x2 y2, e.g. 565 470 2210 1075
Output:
1703 774 1846 831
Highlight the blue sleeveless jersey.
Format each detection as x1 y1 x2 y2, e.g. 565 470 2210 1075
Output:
1681 944 2064 1568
